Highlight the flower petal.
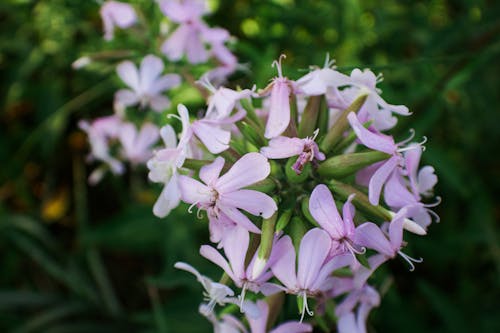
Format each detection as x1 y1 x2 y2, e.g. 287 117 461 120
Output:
139 55 164 92
149 95 171 112
368 156 399 206
271 322 313 333
219 189 277 219
150 74 182 95
265 80 291 139
270 235 297 290
192 121 230 154
261 136 304 159
178 175 211 204
297 228 331 289
219 205 261 234
216 153 270 193
200 245 236 282
348 112 396 154
153 173 181 218
223 227 249 281
114 89 139 107
309 184 344 239
354 223 393 257
116 60 140 91
199 156 225 185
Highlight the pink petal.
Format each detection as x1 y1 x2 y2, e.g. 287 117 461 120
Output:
338 313 359 333
139 55 164 92
136 123 160 152
192 121 230 154
200 245 236 282
161 25 190 61
389 209 407 250
417 166 437 195
261 136 304 159
368 156 399 206
347 112 396 154
149 95 171 112
223 227 250 281
310 253 353 291
118 122 137 157
218 205 261 234
309 184 344 239
354 223 393 257
216 153 270 193
160 125 177 149
116 61 139 91
297 228 331 289
199 156 225 185
114 89 139 107
219 189 277 219
153 173 181 218
271 322 313 333
186 28 208 64
270 235 297 290
265 79 291 139
178 175 211 204
384 172 417 208
247 300 268 333
150 74 182 95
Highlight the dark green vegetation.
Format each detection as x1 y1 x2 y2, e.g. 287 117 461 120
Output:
1 0 499 332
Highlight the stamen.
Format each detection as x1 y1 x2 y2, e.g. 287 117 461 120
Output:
423 196 441 208
167 113 182 121
426 208 441 223
398 128 416 146
299 292 314 323
272 54 286 78
238 283 248 312
397 251 423 272
376 73 384 83
311 128 320 141
196 75 216 93
188 202 199 214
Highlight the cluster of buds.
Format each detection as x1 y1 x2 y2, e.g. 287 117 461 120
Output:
148 55 439 332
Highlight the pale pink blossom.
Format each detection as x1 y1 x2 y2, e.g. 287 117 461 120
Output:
119 122 159 165
100 1 137 41
115 55 181 112
178 153 277 243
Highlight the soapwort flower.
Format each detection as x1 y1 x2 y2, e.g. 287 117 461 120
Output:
100 1 137 41
174 262 260 317
178 153 277 243
115 55 181 112
269 229 352 322
336 285 380 333
309 184 366 258
261 130 325 174
355 209 423 271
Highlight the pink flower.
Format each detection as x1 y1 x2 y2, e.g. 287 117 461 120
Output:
309 184 366 258
100 1 137 41
336 285 380 333
174 103 245 154
78 115 124 184
355 209 423 271
200 227 287 298
295 55 352 96
159 0 210 63
270 228 352 321
178 153 277 243
119 122 159 165
115 55 181 112
260 130 325 174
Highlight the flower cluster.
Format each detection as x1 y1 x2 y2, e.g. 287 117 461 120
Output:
78 0 238 184
78 2 440 331
148 56 439 331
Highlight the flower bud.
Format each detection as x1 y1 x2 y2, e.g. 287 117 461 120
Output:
236 119 267 147
285 158 310 183
275 209 293 233
244 178 276 194
300 196 320 227
320 93 368 154
298 95 323 138
317 151 390 179
253 212 278 278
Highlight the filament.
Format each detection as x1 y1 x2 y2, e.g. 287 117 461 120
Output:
397 251 423 272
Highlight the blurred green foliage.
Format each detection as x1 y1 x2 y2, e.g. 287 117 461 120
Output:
1 0 499 332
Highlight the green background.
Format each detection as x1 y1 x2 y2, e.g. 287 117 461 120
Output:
0 0 499 332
